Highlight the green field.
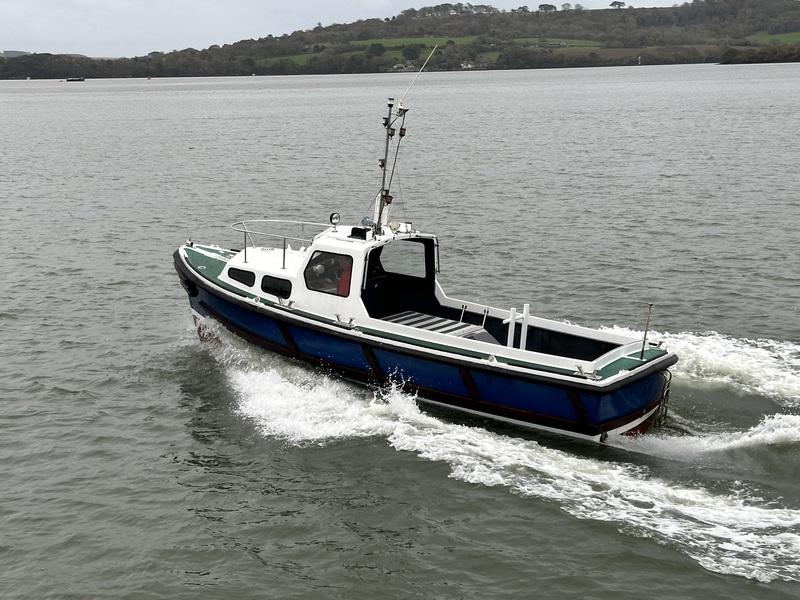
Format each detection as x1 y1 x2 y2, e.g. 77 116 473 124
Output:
554 46 605 55
351 36 476 48
258 48 408 67
478 51 501 61
749 30 800 44
381 50 405 61
349 49 406 61
514 37 602 47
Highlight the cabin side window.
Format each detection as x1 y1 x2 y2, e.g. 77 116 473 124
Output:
304 251 353 297
261 275 292 299
228 267 255 287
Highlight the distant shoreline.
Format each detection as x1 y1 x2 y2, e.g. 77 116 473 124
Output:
5 61 800 85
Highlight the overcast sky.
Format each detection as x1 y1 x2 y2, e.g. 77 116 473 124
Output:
1 0 675 58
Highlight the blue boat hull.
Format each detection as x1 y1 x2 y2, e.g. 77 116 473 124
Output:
176 259 670 440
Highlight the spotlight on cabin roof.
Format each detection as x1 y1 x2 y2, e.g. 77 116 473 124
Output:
329 212 340 226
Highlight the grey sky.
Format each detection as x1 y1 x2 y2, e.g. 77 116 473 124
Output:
1 1 675 58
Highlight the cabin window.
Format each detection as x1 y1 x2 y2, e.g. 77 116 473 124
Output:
377 239 427 279
261 275 292 299
228 267 255 287
304 251 353 297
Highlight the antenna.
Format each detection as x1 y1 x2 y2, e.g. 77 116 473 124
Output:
640 303 654 360
399 45 438 106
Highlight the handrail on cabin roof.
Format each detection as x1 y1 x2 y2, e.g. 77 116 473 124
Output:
231 219 333 265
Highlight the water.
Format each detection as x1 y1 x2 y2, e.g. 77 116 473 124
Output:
2 64 800 598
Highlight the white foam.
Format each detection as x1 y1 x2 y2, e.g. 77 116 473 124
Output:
613 413 800 458
205 328 800 583
232 368 395 443
603 326 800 406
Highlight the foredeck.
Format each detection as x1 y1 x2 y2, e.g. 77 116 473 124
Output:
183 245 233 278
181 244 246 296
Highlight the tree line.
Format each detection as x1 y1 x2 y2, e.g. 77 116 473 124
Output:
721 43 800 63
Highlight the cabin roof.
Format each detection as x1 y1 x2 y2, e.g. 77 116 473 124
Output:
315 223 431 254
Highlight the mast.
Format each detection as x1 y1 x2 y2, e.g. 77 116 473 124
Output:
371 46 435 235
373 98 408 232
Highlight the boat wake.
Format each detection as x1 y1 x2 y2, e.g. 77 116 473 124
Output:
603 326 800 406
612 413 800 458
204 328 800 584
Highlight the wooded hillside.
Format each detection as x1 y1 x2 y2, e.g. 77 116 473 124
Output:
2 0 799 79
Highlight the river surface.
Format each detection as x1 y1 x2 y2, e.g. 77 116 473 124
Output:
2 64 800 598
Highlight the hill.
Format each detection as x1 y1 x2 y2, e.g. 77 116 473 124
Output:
2 0 800 79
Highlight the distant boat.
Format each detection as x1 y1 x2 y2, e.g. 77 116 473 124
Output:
66 77 85 82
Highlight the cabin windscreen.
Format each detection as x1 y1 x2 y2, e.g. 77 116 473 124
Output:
304 251 353 297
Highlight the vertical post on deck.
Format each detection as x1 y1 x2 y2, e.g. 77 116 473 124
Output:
519 303 530 351
506 307 516 348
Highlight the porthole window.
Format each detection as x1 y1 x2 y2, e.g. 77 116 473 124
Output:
261 275 292 299
304 251 352 297
228 267 255 287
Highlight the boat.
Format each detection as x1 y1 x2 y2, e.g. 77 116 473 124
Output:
174 97 678 442
65 77 85 82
